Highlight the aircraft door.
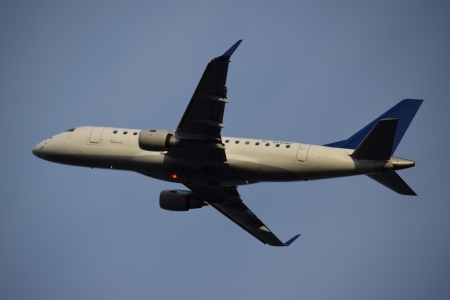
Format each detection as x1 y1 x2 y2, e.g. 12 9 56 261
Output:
88 127 105 144
295 144 311 165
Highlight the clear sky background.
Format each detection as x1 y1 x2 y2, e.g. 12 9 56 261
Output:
1 1 450 299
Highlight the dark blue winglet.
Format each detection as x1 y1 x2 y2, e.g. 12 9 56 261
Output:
215 40 243 61
324 99 423 155
284 234 301 246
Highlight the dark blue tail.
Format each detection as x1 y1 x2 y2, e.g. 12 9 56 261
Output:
324 99 423 154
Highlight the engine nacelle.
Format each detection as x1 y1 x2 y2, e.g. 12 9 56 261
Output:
139 130 180 151
160 190 208 211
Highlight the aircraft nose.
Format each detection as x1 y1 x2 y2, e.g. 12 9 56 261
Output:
32 142 45 158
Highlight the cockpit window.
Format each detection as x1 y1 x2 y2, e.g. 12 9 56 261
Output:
65 128 75 132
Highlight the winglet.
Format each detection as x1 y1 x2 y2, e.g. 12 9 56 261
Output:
284 234 301 246
214 40 243 61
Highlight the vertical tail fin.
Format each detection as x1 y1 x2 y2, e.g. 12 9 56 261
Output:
325 99 423 196
324 99 423 155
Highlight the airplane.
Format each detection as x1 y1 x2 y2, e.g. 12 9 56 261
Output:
32 40 422 247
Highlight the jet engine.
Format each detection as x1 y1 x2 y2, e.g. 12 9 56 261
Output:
139 130 180 151
160 190 208 211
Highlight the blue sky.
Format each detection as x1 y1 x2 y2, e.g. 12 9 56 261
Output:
1 1 450 299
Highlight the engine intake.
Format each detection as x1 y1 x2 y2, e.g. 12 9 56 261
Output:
139 130 180 151
160 190 208 211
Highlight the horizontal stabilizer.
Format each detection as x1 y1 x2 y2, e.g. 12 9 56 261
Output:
351 119 397 160
367 171 416 195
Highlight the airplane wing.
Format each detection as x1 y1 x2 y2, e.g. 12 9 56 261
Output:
185 184 300 246
173 42 300 246
169 40 243 163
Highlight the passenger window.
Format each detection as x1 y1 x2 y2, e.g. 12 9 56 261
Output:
286 145 290 148
276 144 280 147
245 141 249 145
123 131 128 135
255 142 260 145
133 132 137 135
113 130 118 134
225 140 229 143
235 141 240 144
265 143 270 146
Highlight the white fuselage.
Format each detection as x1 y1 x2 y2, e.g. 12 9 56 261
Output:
33 126 387 187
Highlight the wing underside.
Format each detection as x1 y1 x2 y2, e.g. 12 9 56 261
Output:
170 41 243 163
185 184 292 246
166 41 300 246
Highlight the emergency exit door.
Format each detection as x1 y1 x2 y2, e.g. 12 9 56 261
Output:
296 144 311 164
88 127 105 144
